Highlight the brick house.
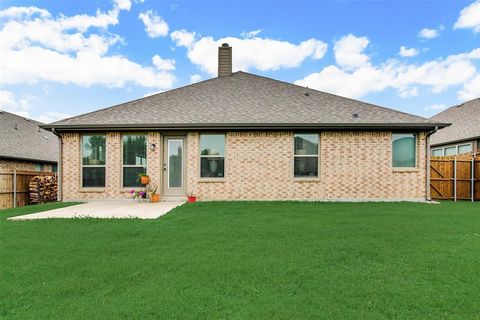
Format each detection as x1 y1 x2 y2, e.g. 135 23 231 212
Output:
0 110 58 172
43 44 447 202
430 98 479 156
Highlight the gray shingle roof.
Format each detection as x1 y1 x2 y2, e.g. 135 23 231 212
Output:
0 111 58 163
430 98 480 146
47 71 446 130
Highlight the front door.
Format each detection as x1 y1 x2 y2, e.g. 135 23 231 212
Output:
163 136 186 197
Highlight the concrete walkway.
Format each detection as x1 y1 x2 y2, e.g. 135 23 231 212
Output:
8 200 185 220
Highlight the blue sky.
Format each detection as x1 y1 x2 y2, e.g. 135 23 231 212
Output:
0 0 479 123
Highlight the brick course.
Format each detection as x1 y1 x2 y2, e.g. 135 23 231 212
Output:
61 131 427 201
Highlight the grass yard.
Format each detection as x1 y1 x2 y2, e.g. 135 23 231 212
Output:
1 201 479 319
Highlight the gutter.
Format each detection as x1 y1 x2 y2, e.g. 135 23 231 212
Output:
51 128 62 202
425 126 439 201
0 155 57 164
41 122 451 132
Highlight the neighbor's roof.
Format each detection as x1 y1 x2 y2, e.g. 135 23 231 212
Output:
0 110 58 163
45 71 447 131
430 98 480 146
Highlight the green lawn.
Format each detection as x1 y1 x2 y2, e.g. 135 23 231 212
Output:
1 201 479 319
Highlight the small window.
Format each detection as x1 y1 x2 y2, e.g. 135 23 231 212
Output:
392 133 416 167
52 164 58 173
444 146 457 156
294 133 319 177
432 149 443 157
122 135 147 187
34 163 43 171
458 144 472 155
200 134 225 178
82 135 106 187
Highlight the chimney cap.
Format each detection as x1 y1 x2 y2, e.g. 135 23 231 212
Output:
221 43 230 47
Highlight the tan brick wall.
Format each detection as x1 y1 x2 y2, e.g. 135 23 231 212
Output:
61 130 427 201
61 132 162 201
186 131 427 201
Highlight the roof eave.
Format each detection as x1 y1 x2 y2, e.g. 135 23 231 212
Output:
0 155 58 164
41 122 450 131
430 135 480 147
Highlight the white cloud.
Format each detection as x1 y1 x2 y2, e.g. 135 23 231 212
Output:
113 0 132 11
190 74 202 83
418 28 440 39
138 10 168 38
0 5 175 89
296 65 390 98
458 74 480 100
399 46 418 57
36 111 72 123
241 29 263 39
296 37 480 100
0 6 50 18
0 90 36 117
454 0 480 33
152 54 175 70
170 29 196 48
171 29 328 75
425 104 447 111
398 86 419 98
334 34 370 70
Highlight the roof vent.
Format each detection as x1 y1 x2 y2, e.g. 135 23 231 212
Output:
304 92 310 97
218 43 232 77
14 123 18 129
352 113 359 118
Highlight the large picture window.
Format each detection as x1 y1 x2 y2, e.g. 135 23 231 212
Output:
200 134 225 178
82 135 106 187
122 134 147 187
294 133 319 177
392 133 416 167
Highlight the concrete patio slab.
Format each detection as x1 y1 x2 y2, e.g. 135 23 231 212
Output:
8 200 185 220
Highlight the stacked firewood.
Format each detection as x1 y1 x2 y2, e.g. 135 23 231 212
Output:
29 176 58 204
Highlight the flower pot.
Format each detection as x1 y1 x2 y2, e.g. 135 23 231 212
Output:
187 196 196 203
140 176 150 185
151 194 160 203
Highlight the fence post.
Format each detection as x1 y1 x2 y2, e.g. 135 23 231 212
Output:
453 158 457 202
13 170 17 208
472 157 475 202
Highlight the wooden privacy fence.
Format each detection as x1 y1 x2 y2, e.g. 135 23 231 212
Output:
430 155 480 201
0 170 56 209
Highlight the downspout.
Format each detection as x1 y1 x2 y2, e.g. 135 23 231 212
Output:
425 126 438 201
52 128 63 202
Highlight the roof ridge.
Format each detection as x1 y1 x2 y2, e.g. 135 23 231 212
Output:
236 71 429 122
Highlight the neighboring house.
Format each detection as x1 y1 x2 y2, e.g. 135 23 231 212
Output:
0 110 58 172
43 44 447 202
430 98 480 156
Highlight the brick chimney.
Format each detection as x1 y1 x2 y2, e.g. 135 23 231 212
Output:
218 43 232 77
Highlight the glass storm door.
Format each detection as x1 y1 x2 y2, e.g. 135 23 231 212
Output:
163 137 186 197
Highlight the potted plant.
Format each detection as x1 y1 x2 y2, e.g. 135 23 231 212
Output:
137 173 150 185
148 186 160 203
186 191 196 203
130 189 147 201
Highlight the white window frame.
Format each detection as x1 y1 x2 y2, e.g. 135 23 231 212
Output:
81 134 106 188
199 133 226 179
121 134 147 188
392 133 417 168
432 148 444 157
293 133 320 178
431 142 473 156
